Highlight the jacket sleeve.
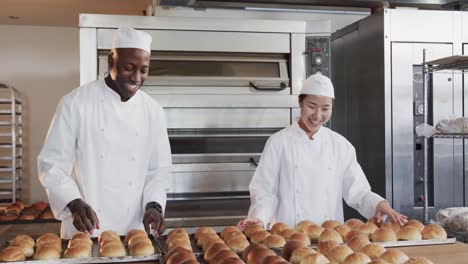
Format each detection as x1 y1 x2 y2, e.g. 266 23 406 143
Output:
341 143 385 219
142 106 172 214
37 96 82 220
248 136 280 227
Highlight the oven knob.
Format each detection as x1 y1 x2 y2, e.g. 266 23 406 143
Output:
314 56 323 65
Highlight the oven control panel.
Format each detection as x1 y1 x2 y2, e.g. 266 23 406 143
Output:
306 37 330 78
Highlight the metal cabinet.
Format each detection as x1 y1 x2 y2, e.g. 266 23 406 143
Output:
0 83 22 203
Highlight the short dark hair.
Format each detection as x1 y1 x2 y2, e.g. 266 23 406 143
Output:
299 94 306 102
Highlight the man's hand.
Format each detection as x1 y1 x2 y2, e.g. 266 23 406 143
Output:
143 207 166 237
237 217 264 231
67 198 100 234
374 200 408 226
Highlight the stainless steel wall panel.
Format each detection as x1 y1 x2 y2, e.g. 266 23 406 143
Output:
143 86 291 95
79 28 97 85
170 171 254 193
463 13 468 43
291 34 306 95
464 44 468 206
98 29 290 53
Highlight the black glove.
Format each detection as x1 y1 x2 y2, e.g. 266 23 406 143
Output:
67 198 100 234
143 202 166 237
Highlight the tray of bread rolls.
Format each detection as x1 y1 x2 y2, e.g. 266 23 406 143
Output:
0 230 161 263
0 201 59 224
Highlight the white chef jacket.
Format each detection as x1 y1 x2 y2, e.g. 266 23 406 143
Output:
38 80 172 239
248 120 384 228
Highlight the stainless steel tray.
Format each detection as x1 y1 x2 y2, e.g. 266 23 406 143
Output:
376 237 457 248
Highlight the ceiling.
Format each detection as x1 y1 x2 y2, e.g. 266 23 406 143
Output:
1 0 465 27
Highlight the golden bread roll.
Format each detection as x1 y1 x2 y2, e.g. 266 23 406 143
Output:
345 218 365 229
204 242 229 262
367 217 382 227
196 232 220 248
262 234 286 248
221 257 245 264
194 227 216 240
69 238 93 249
10 234 35 248
167 233 190 244
166 250 196 264
321 220 341 229
343 252 372 264
371 227 398 242
369 260 390 264
359 223 379 235
242 243 268 261
211 249 239 264
246 248 276 264
359 243 386 260
381 221 401 233
345 230 368 242
397 226 422 241
168 238 192 251
403 257 434 264
224 230 246 241
125 229 147 244
166 247 193 260
404 220 425 232
327 245 353 263
296 220 316 233
334 224 351 239
36 233 60 247
347 234 370 252
129 240 155 256
250 230 271 244
71 232 92 241
281 240 307 260
380 249 409 264
168 228 188 238
98 242 126 257
290 247 316 264
39 240 62 252
421 224 447 239
262 255 288 264
305 224 323 243
300 253 329 264
226 236 250 253
289 232 311 245
271 222 289 235
180 260 201 264
221 226 240 239
10 242 33 258
245 225 265 238
98 230 120 245
0 246 26 262
64 246 92 258
318 228 343 243
33 245 61 260
280 229 297 240
316 240 339 256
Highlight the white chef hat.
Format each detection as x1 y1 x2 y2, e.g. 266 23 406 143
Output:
112 27 152 54
300 72 335 99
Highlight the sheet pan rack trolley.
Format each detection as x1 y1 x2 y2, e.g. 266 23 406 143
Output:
0 82 22 204
419 51 468 224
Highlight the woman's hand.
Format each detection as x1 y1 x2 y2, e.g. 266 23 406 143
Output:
375 200 408 226
237 217 264 231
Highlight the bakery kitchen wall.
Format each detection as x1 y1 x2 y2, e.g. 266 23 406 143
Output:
0 6 368 203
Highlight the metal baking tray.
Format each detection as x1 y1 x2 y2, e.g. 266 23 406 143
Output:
1 235 161 263
376 237 457 248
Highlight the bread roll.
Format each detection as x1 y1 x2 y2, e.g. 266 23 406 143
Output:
196 233 221 249
404 220 425 232
290 247 316 264
371 227 397 242
327 245 353 263
250 230 271 244
166 247 193 260
367 217 382 227
204 242 229 262
271 222 289 235
345 230 368 242
36 233 60 247
334 224 351 239
98 230 120 245
245 225 265 238
129 240 155 256
381 221 401 233
318 228 343 243
33 245 61 260
359 243 386 260
300 253 329 264
281 240 307 260
211 249 240 264
421 224 447 239
397 226 422 241
342 252 372 264
280 229 297 240
246 248 276 264
296 220 316 233
71 232 92 243
321 220 341 229
166 250 196 264
10 242 34 258
345 218 365 229
168 238 192 251
125 229 147 244
221 257 245 264
242 243 268 261
262 255 288 264
10 235 34 248
168 228 188 239
380 249 409 264
194 227 216 240
68 238 93 250
226 236 250 253
316 240 339 256
347 234 370 252
369 260 391 264
98 242 126 257
40 240 62 252
305 224 323 243
359 223 379 235
0 246 26 262
221 226 241 239
180 260 201 264
403 257 434 264
262 234 286 248
64 246 92 258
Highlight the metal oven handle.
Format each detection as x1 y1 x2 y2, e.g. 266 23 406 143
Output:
249 82 287 91
250 157 259 167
